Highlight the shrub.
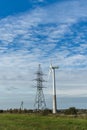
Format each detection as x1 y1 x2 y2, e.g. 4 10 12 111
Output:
0 110 3 113
64 107 77 115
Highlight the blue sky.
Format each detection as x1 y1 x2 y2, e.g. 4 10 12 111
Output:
0 0 32 17
0 0 60 17
0 0 87 109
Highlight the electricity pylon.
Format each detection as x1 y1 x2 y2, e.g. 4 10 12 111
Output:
20 101 24 110
34 64 46 111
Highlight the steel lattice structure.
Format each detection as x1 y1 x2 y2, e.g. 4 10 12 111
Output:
34 64 46 110
20 101 24 110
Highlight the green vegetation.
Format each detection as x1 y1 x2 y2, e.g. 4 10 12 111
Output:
64 107 77 115
0 113 87 130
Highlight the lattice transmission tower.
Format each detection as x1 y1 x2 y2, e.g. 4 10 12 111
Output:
20 101 24 110
34 64 46 110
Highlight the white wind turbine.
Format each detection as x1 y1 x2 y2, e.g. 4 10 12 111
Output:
48 63 59 114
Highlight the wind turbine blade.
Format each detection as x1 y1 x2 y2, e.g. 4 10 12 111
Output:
50 63 52 68
47 68 51 81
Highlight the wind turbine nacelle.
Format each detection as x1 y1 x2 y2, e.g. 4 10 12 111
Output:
52 66 59 69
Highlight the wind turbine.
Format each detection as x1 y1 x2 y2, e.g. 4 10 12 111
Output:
49 64 59 114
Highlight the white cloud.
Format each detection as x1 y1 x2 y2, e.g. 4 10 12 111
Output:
43 0 87 24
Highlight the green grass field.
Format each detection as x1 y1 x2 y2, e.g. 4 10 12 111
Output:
0 113 87 130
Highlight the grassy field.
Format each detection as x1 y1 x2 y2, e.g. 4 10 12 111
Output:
0 113 87 130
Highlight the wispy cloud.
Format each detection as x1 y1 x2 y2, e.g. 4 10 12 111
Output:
43 0 87 23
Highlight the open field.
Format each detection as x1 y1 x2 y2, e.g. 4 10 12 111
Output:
0 113 87 130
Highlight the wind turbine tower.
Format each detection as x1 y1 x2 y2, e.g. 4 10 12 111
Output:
50 64 59 114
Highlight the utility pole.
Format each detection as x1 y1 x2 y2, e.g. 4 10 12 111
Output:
34 64 46 111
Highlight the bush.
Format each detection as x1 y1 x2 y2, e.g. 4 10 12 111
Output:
41 109 52 116
0 110 3 113
64 107 77 115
